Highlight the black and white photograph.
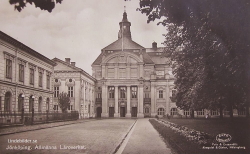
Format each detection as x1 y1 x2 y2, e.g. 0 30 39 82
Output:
0 0 249 154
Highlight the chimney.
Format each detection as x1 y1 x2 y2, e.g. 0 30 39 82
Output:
71 62 76 66
65 58 71 63
152 42 157 50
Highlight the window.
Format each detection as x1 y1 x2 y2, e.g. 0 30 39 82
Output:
97 93 102 98
6 59 12 79
30 68 34 85
29 96 34 112
46 98 50 111
54 87 59 97
4 92 11 112
184 110 190 116
39 72 43 87
119 68 126 78
53 105 58 111
68 86 74 97
120 87 126 98
172 90 177 97
131 86 137 98
68 105 73 110
159 90 163 98
196 109 204 115
38 97 42 112
109 87 114 98
18 94 24 112
46 74 50 89
157 108 165 115
19 64 24 82
171 108 177 115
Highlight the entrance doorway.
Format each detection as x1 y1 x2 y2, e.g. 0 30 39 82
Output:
120 107 125 117
96 107 102 118
131 107 137 117
109 107 114 117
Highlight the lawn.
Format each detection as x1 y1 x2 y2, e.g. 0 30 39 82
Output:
149 117 250 154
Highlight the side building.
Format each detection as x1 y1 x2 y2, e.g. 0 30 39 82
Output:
91 11 177 118
52 58 96 118
0 31 56 124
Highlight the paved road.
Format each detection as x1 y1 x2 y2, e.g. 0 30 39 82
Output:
0 119 172 154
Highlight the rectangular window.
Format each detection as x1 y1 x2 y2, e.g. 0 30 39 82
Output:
19 64 24 82
159 90 163 98
30 68 34 85
53 105 58 111
68 105 73 110
97 93 102 98
119 68 126 78
109 87 114 98
144 93 150 98
120 87 126 98
6 59 12 79
172 90 176 97
131 86 137 98
54 87 59 97
68 86 74 97
46 74 50 89
39 72 43 87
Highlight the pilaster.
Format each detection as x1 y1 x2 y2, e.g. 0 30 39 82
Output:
114 86 119 117
126 86 131 117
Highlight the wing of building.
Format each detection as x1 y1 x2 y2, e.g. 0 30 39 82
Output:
0 31 56 123
52 58 96 118
92 11 177 118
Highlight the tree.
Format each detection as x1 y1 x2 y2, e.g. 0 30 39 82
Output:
139 0 250 118
58 92 70 113
9 0 63 12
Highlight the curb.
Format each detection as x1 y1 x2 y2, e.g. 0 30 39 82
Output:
111 119 137 154
0 119 96 136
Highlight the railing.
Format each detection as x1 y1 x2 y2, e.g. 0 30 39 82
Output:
0 111 79 127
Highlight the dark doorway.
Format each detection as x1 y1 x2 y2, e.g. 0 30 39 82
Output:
96 107 102 118
120 107 125 117
109 107 114 117
131 107 137 117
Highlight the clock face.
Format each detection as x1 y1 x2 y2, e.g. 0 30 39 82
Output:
123 26 126 29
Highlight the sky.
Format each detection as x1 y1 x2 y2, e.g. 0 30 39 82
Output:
0 0 167 75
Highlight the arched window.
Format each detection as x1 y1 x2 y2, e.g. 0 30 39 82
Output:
38 97 42 112
29 96 34 112
4 92 11 112
157 108 165 115
18 94 24 112
46 98 50 111
170 108 177 115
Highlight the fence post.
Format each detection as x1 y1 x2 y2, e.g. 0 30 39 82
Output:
31 108 34 125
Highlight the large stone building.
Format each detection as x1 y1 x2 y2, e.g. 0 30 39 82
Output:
0 31 56 123
52 58 96 118
92 11 177 118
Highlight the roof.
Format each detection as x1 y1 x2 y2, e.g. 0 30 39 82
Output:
102 37 145 51
0 31 56 66
52 58 96 82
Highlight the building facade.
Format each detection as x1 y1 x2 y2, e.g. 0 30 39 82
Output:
0 31 56 123
52 58 96 118
92 12 177 118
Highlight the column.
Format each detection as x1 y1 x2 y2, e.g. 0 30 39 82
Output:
101 84 108 117
114 86 119 117
126 86 131 117
137 85 144 117
151 82 156 117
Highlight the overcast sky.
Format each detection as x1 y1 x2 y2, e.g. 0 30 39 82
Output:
0 0 166 74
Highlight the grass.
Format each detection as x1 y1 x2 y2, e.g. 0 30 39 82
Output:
149 118 250 154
